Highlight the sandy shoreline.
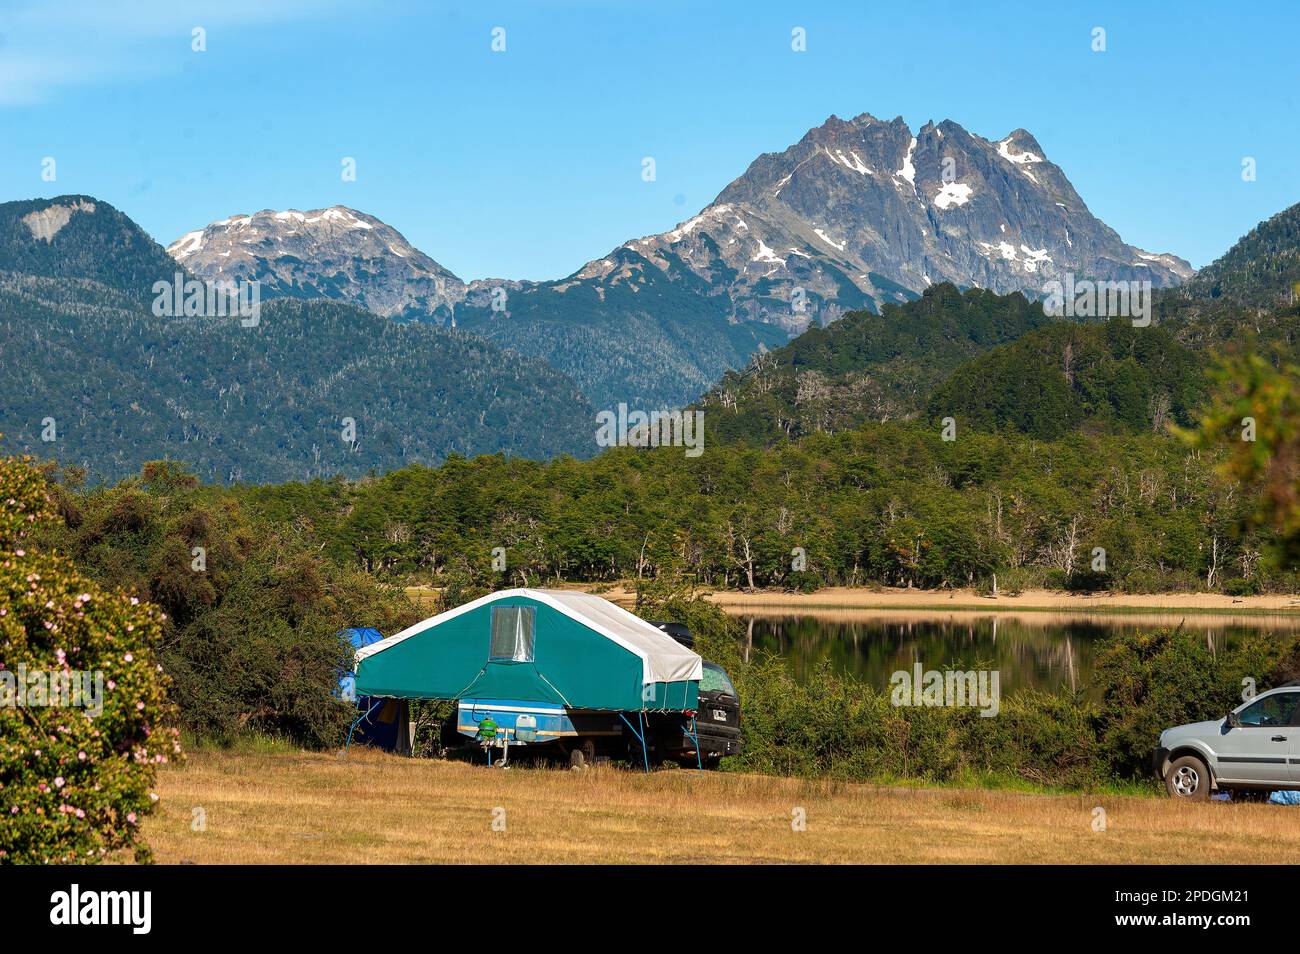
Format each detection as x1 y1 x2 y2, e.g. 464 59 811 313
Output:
578 584 1300 617
406 582 1300 617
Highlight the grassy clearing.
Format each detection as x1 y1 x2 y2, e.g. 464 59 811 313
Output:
142 748 1300 864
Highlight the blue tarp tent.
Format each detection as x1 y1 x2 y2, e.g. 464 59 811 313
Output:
339 627 385 702
339 627 405 751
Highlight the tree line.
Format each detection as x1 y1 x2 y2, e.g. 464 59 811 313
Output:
228 421 1291 595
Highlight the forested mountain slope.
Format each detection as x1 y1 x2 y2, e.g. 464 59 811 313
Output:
925 320 1207 439
0 198 595 483
696 283 1055 444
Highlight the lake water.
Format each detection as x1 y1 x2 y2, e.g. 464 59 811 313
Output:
729 611 1300 697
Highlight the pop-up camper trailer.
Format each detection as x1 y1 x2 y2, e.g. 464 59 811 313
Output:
351 589 705 768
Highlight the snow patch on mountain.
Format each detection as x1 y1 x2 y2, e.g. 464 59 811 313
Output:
934 182 973 209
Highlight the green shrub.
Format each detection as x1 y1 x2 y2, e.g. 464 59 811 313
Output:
0 453 176 864
1092 627 1270 777
162 531 418 746
1223 577 1259 597
1065 569 1112 593
39 462 421 747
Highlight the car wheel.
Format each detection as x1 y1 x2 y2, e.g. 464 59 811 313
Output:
1165 755 1211 800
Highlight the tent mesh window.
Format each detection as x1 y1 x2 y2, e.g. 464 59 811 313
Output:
489 606 535 662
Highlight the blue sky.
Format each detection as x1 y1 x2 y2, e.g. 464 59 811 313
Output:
1 0 1295 280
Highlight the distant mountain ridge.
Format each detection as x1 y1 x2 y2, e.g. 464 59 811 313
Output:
170 110 1194 408
0 195 180 306
0 196 596 483
1182 200 1300 308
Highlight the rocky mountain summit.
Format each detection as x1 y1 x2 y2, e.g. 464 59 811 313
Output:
168 206 466 321
591 113 1192 331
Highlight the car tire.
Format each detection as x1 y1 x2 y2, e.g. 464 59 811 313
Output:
1165 755 1211 800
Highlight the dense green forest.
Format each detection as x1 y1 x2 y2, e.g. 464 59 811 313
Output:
8 195 1300 599
0 282 598 483
11 195 1300 491
924 318 1208 439
0 197 601 484
697 283 1056 444
216 423 1285 595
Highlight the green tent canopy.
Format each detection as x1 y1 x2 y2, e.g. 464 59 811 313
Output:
353 589 703 712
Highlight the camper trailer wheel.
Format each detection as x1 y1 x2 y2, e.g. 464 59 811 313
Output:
569 739 596 770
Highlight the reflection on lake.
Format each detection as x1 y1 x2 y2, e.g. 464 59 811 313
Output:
731 612 1300 696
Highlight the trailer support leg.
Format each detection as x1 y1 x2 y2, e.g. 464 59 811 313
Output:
345 700 381 756
684 715 702 769
619 712 650 773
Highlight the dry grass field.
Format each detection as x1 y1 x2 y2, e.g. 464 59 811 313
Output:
142 747 1300 864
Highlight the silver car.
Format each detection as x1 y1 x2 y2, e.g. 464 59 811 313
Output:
1154 683 1300 799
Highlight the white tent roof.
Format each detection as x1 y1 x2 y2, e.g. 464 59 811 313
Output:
355 588 703 685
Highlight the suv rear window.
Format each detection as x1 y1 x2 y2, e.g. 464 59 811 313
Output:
700 662 736 696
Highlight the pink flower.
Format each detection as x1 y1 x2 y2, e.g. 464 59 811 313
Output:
77 751 86 761
135 701 144 711
123 652 133 662
54 776 64 788
126 812 137 824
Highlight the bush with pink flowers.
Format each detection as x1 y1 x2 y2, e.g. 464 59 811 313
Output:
0 452 176 864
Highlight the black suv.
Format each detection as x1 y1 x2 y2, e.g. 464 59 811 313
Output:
647 621 743 768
